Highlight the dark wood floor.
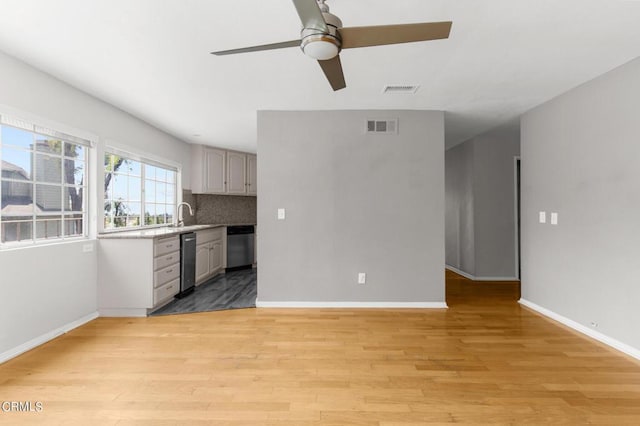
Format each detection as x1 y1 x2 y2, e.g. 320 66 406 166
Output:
151 268 257 316
445 269 521 305
1 270 639 425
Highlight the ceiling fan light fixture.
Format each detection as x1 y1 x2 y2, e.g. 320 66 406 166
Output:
211 0 452 92
301 34 341 60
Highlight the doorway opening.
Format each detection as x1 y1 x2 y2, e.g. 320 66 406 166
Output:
514 157 521 280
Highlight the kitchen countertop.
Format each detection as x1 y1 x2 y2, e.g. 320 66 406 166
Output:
98 224 225 239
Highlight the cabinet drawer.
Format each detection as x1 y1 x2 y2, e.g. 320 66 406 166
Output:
154 252 179 271
197 227 223 244
154 236 180 257
154 278 179 305
154 263 180 287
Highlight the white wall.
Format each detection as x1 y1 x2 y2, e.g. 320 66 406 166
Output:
521 56 640 354
257 110 445 306
0 50 190 359
445 122 520 279
0 242 97 357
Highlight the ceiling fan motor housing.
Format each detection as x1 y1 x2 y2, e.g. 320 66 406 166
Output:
300 11 343 60
212 0 453 92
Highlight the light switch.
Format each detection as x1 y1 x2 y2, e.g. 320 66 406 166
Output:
358 273 366 284
551 212 558 225
82 243 94 253
539 211 546 224
277 208 286 220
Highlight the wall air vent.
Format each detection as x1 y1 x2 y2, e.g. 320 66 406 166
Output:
382 84 420 94
365 118 398 135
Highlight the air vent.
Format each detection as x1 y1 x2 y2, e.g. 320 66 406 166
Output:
366 119 398 135
382 84 420 94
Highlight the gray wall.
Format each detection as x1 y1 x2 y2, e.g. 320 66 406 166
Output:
445 122 520 279
257 110 445 304
445 141 475 274
521 57 640 351
473 123 520 278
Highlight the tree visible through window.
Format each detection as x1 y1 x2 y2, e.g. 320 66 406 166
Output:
0 125 87 244
103 153 176 230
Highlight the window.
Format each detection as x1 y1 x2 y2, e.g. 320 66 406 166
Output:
103 152 176 230
0 117 89 245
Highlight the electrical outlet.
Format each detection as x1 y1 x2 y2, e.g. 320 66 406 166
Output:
551 212 558 225
277 208 286 220
590 321 598 328
358 273 366 284
82 243 94 253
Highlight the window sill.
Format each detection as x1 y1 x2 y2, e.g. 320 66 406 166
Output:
0 236 91 252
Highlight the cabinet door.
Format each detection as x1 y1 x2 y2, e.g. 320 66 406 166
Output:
210 241 223 274
205 148 227 193
195 243 211 283
227 152 247 194
246 154 257 196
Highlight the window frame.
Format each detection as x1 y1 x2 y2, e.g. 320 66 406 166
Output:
0 115 91 248
102 147 180 233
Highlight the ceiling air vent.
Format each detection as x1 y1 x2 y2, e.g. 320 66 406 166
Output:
366 118 398 135
382 84 420 94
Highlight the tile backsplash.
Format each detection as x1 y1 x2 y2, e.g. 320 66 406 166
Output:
182 190 256 225
181 190 197 226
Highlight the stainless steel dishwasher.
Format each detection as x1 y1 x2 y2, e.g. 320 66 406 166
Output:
176 232 196 298
226 225 255 271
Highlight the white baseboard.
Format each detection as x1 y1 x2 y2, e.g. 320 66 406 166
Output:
474 276 519 282
446 265 475 280
0 312 99 364
519 299 640 361
256 301 448 309
446 265 518 282
98 308 148 317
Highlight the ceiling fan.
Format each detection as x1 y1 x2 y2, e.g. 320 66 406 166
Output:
211 0 452 91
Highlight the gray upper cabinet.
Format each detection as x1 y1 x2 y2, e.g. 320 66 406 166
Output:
227 151 247 194
191 144 256 196
191 145 226 194
247 154 257 196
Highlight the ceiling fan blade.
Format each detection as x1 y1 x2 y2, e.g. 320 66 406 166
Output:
292 0 328 32
318 55 346 91
340 21 452 49
211 39 301 56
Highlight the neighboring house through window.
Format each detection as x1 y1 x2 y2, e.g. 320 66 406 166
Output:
0 116 89 245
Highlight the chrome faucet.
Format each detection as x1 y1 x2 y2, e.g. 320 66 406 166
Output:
177 202 194 227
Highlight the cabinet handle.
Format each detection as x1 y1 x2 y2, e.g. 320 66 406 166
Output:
166 256 173 261
166 244 172 248
167 285 173 290
166 269 173 274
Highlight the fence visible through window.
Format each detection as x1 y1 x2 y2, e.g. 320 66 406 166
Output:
0 118 89 245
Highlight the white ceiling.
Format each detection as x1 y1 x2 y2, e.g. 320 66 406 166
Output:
0 1 639 152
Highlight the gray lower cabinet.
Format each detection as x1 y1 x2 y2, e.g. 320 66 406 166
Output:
97 226 227 317
98 235 180 316
195 227 225 284
152 237 180 306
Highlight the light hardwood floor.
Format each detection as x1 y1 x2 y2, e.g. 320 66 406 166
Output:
1 270 639 425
